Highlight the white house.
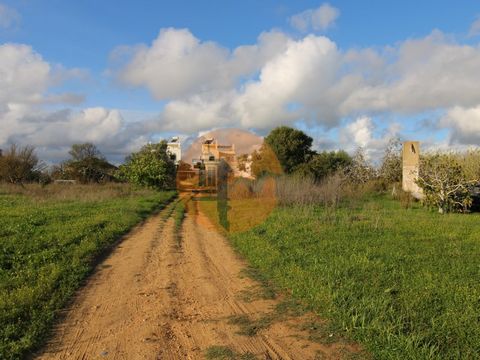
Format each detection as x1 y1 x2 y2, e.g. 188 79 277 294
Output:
166 137 181 165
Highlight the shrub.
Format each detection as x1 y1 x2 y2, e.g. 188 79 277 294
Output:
416 153 477 213
293 150 352 182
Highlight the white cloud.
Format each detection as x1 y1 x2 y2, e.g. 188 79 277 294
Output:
440 106 480 145
5 23 480 163
339 116 401 160
0 3 20 29
0 43 141 163
340 31 480 115
116 28 480 139
114 28 290 100
2 106 162 164
289 3 340 32
469 17 480 37
233 34 340 128
0 44 50 104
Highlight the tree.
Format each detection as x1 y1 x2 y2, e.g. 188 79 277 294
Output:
118 141 176 190
62 143 116 183
416 153 477 214
345 147 377 185
294 150 352 182
265 126 314 173
250 143 283 178
0 144 44 184
379 137 402 185
68 143 103 162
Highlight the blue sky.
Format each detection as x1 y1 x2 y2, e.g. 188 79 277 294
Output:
1 0 480 162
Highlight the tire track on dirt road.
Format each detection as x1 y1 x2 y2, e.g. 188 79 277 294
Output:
36 196 362 360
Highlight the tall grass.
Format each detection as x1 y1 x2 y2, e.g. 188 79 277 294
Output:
229 173 353 208
274 174 344 207
0 182 155 203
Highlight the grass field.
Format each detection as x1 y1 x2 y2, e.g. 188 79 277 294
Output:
202 193 480 359
0 184 176 359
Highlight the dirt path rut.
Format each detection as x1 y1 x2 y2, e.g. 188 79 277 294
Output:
36 197 360 360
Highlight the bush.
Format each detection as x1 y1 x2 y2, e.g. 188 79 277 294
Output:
416 153 477 213
293 150 352 182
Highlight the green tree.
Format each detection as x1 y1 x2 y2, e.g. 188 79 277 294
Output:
294 150 352 182
62 143 116 183
265 126 314 173
118 141 176 190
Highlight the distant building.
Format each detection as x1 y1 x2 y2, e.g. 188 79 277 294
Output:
166 137 181 165
200 138 236 166
191 138 238 188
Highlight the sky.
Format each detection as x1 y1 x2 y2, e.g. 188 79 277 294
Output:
1 0 480 163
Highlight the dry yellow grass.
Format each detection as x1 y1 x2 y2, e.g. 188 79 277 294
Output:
0 183 156 203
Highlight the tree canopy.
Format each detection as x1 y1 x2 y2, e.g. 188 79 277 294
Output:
60 143 116 183
265 126 314 174
118 141 176 190
294 150 352 182
0 144 44 184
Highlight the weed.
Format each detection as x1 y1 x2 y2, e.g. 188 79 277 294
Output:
239 267 276 300
227 314 273 337
205 345 256 360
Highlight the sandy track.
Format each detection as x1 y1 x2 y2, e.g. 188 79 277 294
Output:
36 197 360 360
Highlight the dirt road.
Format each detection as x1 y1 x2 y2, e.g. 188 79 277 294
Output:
36 197 360 360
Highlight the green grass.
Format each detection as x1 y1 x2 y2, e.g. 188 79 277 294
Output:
0 184 176 359
229 194 480 359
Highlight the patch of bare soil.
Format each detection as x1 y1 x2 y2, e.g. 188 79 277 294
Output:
36 197 363 360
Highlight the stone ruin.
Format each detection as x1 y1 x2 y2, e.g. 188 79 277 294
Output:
402 141 422 199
